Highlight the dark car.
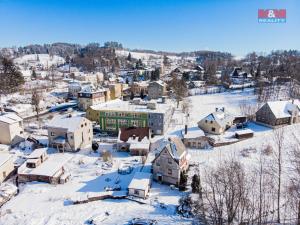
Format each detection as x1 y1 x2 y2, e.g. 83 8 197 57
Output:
129 218 157 225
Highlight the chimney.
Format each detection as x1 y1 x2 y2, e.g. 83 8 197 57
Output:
222 107 225 112
184 125 188 135
215 107 218 112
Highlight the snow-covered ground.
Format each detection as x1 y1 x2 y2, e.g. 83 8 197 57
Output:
14 54 65 68
116 49 181 61
1 89 298 225
0 145 191 225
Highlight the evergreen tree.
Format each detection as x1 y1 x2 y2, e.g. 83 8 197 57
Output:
127 53 132 61
0 57 24 96
179 171 188 191
140 89 144 99
31 69 37 80
182 72 190 81
163 55 170 67
150 68 160 81
136 59 143 69
130 91 134 100
191 174 200 193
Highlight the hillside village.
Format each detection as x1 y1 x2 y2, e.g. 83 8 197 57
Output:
0 43 300 225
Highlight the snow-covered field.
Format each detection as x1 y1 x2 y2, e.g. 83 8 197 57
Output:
116 50 180 61
14 54 65 68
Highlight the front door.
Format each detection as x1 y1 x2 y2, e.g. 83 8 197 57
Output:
157 174 162 183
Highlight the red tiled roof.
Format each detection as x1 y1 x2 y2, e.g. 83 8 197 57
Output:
119 127 150 142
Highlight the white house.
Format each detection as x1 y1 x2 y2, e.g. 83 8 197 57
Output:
0 153 15 183
198 108 234 135
47 114 93 152
0 112 24 146
128 172 152 199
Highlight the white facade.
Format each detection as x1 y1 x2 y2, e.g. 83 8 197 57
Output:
0 113 24 146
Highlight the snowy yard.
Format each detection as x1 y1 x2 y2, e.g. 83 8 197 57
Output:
1 89 299 225
0 144 191 225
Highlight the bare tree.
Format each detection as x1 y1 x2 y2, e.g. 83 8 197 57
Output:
288 133 300 225
169 76 187 108
31 88 41 122
239 101 259 121
199 159 248 224
273 128 285 223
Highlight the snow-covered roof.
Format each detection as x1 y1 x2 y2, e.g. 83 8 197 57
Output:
0 153 12 167
182 127 205 139
201 109 234 127
79 85 108 94
128 172 152 190
18 153 72 177
266 100 300 119
90 99 172 114
27 148 47 159
235 129 254 135
0 112 23 124
68 81 81 88
155 137 186 161
150 80 165 87
129 136 150 150
47 114 87 132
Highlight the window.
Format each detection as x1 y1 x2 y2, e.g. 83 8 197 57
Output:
134 189 139 195
205 120 207 123
168 158 172 164
156 161 160 166
212 127 216 132
85 123 87 126
69 135 73 140
168 169 172 175
210 121 213 124
51 132 55 136
81 124 83 128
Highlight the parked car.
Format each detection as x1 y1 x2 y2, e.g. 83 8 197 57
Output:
87 212 110 225
118 164 133 175
129 218 157 225
104 185 121 192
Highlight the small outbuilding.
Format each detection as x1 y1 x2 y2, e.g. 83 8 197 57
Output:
0 153 15 183
128 172 152 199
235 129 254 139
182 126 211 149
117 127 151 156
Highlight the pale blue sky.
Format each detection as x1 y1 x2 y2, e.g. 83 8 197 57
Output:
0 0 299 56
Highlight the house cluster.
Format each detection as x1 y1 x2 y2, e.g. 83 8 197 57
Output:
223 67 255 89
126 136 190 199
